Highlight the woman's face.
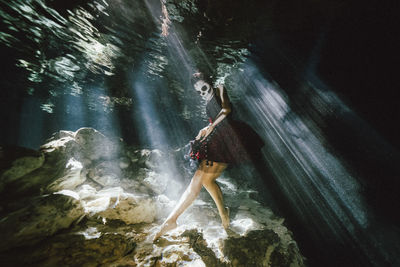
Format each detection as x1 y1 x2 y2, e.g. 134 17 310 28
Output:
194 80 213 100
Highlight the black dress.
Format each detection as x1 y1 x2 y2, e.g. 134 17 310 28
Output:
198 91 264 165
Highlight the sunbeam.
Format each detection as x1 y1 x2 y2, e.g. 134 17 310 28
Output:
229 60 398 265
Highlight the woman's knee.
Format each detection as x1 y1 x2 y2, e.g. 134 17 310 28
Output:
201 178 213 188
201 173 219 187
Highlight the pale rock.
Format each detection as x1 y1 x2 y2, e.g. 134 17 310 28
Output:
74 127 120 161
40 136 80 159
1 139 82 200
154 176 305 267
0 128 305 266
77 184 97 200
55 189 80 200
46 158 85 192
83 187 157 224
119 177 142 193
89 160 122 187
93 161 122 177
92 174 119 187
45 130 75 142
119 157 130 169
84 195 114 214
142 171 168 194
145 149 164 169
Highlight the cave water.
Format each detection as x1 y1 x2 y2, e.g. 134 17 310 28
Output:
1 0 399 266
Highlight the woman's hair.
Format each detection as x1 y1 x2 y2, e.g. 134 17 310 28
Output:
190 71 213 86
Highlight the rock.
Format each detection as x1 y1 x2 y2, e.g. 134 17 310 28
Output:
127 148 164 170
39 231 136 266
223 229 304 267
119 156 130 169
129 236 207 267
77 184 97 200
0 128 305 266
0 223 137 266
74 127 120 161
1 139 80 207
145 149 164 170
119 177 142 193
133 167 152 181
88 160 122 187
46 158 85 192
126 148 149 164
40 135 80 161
92 174 120 187
156 243 206 266
148 175 305 267
0 146 45 188
142 171 168 194
0 191 84 251
45 130 75 142
82 187 157 224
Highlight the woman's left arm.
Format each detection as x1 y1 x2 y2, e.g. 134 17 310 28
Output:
210 84 232 128
200 85 231 140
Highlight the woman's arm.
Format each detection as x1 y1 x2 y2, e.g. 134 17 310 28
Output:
210 84 232 128
196 85 231 141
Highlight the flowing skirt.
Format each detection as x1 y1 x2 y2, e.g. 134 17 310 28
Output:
198 120 264 165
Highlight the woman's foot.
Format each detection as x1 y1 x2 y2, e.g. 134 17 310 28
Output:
221 207 230 230
153 220 177 242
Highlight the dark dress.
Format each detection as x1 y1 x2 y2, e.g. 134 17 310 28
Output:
197 91 264 165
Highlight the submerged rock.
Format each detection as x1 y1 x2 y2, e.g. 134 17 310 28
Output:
46 157 85 191
0 191 84 251
74 127 121 161
81 187 157 224
0 128 305 266
0 146 45 184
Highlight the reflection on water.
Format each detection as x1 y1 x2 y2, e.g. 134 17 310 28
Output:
0 0 161 114
1 0 120 82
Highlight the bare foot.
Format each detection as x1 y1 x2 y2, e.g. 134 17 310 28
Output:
222 207 230 230
153 220 177 242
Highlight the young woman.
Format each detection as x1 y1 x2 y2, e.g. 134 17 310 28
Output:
154 72 263 241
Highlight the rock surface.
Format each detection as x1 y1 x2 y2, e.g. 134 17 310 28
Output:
0 128 305 266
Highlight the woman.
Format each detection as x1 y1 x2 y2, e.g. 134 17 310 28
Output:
154 72 263 241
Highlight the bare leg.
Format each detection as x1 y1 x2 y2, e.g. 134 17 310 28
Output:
153 161 229 241
202 165 229 229
166 169 204 222
153 168 204 241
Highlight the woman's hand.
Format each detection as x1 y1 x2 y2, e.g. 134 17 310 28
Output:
195 125 215 141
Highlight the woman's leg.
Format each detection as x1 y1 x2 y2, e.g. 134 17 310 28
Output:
165 169 204 222
154 161 228 240
154 167 205 240
201 162 229 229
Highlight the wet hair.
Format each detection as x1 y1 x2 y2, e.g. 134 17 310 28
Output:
190 71 213 86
